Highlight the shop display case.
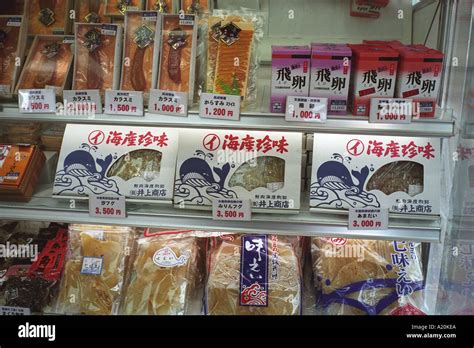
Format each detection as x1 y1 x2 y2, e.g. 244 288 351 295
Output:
0 0 472 317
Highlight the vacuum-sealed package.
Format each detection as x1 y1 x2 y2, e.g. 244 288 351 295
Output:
181 0 210 15
157 14 197 102
15 35 74 97
146 0 174 13
206 10 264 109
26 0 72 36
73 23 123 94
121 11 161 93
75 0 107 24
311 238 427 315
121 229 203 315
104 0 145 17
56 225 134 315
205 234 303 315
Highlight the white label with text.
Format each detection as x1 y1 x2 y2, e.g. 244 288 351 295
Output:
89 195 126 219
63 90 102 115
369 98 414 124
349 208 389 230
149 89 188 117
200 93 240 121
285 96 328 123
105 90 144 116
213 199 251 221
18 89 56 113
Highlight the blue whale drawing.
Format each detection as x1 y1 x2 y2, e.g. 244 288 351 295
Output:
317 161 370 192
179 158 230 191
63 150 113 178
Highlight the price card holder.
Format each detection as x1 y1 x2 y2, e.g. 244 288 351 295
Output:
18 89 56 114
348 208 389 230
105 90 144 116
285 96 328 123
63 90 102 116
212 199 252 221
149 89 188 117
199 93 240 121
89 195 126 219
369 98 413 124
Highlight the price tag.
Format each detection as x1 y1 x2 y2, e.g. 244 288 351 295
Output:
63 90 102 115
0 306 31 315
105 90 144 116
149 89 188 117
285 96 328 123
18 89 56 113
349 208 389 230
369 98 413 124
212 199 251 221
89 195 126 219
199 93 240 121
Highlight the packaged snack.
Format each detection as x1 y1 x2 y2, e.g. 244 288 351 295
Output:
75 0 107 24
15 35 74 97
310 43 352 115
53 124 179 202
56 224 134 315
0 16 27 99
181 0 210 15
25 0 72 36
157 14 197 102
205 234 303 315
121 229 203 315
309 134 441 215
348 44 399 116
0 145 45 202
146 0 174 13
73 23 123 94
104 0 145 17
0 1 27 15
121 11 161 93
174 129 302 212
312 237 427 315
394 45 444 118
270 45 310 113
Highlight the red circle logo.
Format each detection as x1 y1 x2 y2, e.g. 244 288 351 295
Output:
203 134 221 151
346 139 365 156
329 238 347 246
88 130 105 145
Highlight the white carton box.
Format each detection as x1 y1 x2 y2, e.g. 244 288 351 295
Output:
310 134 440 215
53 124 179 203
174 129 302 212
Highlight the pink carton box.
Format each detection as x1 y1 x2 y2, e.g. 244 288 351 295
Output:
271 45 311 113
310 43 352 115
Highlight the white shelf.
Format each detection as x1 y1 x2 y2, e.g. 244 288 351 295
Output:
0 184 442 243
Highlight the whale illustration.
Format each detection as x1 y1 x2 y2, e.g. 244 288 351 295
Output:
317 161 370 192
179 157 230 191
63 150 113 178
153 247 190 268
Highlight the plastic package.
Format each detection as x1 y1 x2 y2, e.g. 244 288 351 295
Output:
73 23 122 94
366 161 424 196
104 0 145 17
205 234 303 315
181 0 210 15
26 0 71 36
121 230 202 315
106 149 163 181
56 225 134 315
121 11 161 92
75 0 107 23
229 156 285 192
157 14 197 101
311 238 427 315
146 0 174 13
15 35 74 96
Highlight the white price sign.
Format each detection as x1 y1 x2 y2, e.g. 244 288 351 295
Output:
369 98 413 124
89 195 126 219
349 208 389 230
18 89 56 113
0 306 31 315
149 89 188 117
212 199 251 221
285 96 328 123
63 90 102 115
200 93 240 121
105 90 144 116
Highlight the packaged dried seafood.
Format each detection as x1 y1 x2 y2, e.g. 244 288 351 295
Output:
75 0 107 24
25 0 72 36
56 224 134 315
366 161 424 196
311 237 427 315
229 156 285 192
146 0 174 13
205 234 303 315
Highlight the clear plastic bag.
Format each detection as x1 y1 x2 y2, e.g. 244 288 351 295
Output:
121 230 203 315
205 234 303 315
56 224 134 315
311 238 427 315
